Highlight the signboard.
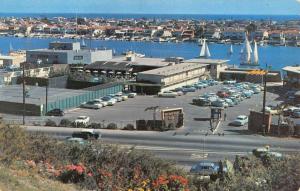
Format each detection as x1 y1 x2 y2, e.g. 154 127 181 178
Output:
161 108 184 128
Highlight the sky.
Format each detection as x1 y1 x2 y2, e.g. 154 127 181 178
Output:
1 0 300 15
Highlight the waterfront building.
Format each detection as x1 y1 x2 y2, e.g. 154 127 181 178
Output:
26 42 113 65
283 66 300 88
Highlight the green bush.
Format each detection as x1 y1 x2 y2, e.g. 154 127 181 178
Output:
59 119 72 127
88 123 102 129
106 123 118 129
123 124 135 130
45 119 57 127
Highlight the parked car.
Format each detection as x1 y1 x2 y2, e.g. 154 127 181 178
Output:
190 161 220 175
158 91 177 98
252 147 283 160
292 109 300 118
74 116 90 126
65 137 87 145
217 91 229 98
283 107 299 116
72 129 100 140
46 108 64 116
211 99 229 108
182 86 196 92
94 99 108 107
193 97 211 106
176 91 184 96
128 92 137 98
101 96 117 106
230 115 248 126
224 98 235 107
81 101 103 109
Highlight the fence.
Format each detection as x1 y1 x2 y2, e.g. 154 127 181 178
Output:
42 83 124 115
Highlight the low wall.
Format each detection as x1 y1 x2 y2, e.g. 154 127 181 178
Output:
0 101 41 116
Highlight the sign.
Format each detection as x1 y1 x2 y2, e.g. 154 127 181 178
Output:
161 108 184 128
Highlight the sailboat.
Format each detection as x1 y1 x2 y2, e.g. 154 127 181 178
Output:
252 41 259 66
81 39 86 47
9 43 14 53
228 44 233 55
240 34 259 66
199 39 211 58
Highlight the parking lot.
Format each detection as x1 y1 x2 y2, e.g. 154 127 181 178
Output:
2 82 289 135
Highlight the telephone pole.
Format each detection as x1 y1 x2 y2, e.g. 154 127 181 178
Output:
22 63 26 125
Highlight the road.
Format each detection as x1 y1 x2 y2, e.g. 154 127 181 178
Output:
25 126 300 168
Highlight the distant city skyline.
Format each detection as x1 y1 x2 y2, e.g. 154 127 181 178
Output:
0 0 300 15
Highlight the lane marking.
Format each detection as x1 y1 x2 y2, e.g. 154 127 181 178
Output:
190 153 208 159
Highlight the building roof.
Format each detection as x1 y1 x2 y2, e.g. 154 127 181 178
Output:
27 48 111 54
138 62 208 77
282 66 300 74
85 61 132 71
185 58 229 65
108 56 170 68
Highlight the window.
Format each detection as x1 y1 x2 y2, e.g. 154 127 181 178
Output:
74 56 83 60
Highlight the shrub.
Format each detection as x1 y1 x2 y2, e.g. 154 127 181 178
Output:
106 123 118 129
167 123 176 130
88 123 102 129
45 119 57 127
123 124 135 130
59 119 72 127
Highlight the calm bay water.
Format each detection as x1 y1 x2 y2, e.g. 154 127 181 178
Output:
1 36 300 70
0 13 300 21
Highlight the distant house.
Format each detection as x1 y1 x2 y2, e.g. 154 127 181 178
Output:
222 29 245 41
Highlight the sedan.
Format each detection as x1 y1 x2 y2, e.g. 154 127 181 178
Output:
230 115 248 126
158 91 177 98
46 108 64 116
292 109 300 118
81 101 103 109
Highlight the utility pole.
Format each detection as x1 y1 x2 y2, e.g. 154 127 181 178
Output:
45 80 48 114
262 69 268 135
22 63 26 125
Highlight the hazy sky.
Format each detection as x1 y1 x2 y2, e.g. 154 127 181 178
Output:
1 0 300 15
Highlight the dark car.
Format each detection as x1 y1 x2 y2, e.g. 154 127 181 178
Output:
72 129 100 140
46 109 64 116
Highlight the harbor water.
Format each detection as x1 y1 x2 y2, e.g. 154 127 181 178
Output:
1 36 300 70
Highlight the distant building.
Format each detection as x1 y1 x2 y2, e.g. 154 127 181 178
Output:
132 58 229 94
26 42 113 65
283 66 300 88
0 51 26 68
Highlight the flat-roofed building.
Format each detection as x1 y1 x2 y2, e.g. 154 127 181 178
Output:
185 58 229 79
283 66 300 88
26 42 113 65
134 62 209 94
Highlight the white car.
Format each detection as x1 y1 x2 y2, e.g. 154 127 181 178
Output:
74 116 90 125
230 115 248 126
158 91 177 98
94 99 108 107
128 92 137 98
176 91 184 96
81 101 103 109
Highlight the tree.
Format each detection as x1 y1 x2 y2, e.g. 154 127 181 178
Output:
246 23 257 35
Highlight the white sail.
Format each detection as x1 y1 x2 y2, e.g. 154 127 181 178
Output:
199 39 211 58
253 41 259 65
81 39 86 47
9 43 13 53
199 39 206 57
229 44 233 54
205 42 211 57
241 33 252 64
